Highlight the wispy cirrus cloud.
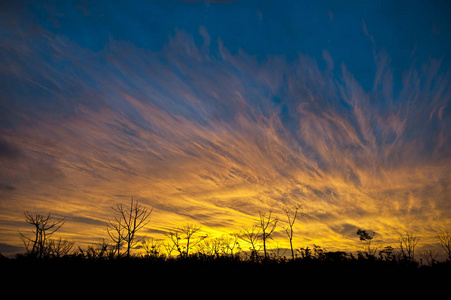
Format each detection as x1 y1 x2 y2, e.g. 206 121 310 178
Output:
0 16 450 255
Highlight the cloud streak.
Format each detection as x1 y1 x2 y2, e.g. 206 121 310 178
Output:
0 18 450 255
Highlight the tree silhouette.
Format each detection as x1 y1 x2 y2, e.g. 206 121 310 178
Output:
420 249 439 266
12 206 451 273
283 205 301 259
398 232 420 261
258 211 278 259
437 231 451 261
19 212 65 258
166 223 206 257
356 228 377 257
107 212 126 257
107 197 153 257
239 224 261 260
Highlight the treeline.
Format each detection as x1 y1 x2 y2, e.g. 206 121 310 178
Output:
6 198 451 270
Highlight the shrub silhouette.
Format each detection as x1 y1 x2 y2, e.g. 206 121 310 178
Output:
165 223 206 257
5 204 450 285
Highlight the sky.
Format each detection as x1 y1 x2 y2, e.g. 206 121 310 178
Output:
0 0 450 257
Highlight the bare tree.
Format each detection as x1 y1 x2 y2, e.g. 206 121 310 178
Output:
107 213 126 257
19 212 65 258
108 197 153 257
398 232 420 261
420 249 439 266
258 211 278 259
239 224 261 260
166 223 205 257
283 205 301 259
437 230 451 261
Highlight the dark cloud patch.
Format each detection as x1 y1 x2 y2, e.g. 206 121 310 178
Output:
329 223 360 239
0 242 22 257
344 166 361 187
196 217 236 229
0 139 21 160
0 184 16 191
68 216 106 227
143 228 168 236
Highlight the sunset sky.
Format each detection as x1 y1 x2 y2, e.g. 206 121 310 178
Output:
0 0 450 257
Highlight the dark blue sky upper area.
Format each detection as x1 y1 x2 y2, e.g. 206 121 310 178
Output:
9 0 451 89
1 0 450 130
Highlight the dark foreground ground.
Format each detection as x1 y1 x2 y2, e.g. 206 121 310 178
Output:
2 255 450 297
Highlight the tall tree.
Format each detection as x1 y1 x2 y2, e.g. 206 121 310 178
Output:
107 211 126 257
258 211 278 259
437 231 451 261
398 232 420 261
108 197 153 257
283 205 301 259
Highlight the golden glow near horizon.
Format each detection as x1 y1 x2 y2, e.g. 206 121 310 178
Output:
0 29 449 258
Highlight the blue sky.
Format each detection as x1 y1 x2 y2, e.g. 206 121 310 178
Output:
1 0 450 124
23 0 451 85
0 0 450 256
